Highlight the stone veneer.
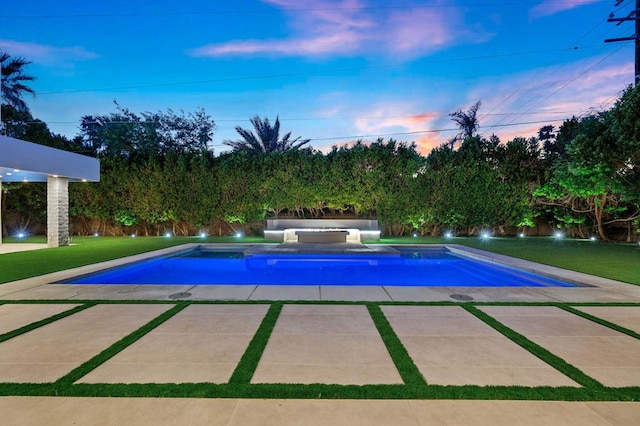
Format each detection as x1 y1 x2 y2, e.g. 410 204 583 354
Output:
47 176 69 247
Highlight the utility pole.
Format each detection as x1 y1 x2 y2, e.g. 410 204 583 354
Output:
605 0 640 85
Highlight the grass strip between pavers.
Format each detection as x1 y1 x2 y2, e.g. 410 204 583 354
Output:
367 303 426 385
0 300 639 401
54 302 189 386
462 304 607 391
228 302 283 384
0 303 97 344
559 305 640 340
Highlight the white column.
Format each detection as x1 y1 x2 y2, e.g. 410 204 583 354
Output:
47 176 69 247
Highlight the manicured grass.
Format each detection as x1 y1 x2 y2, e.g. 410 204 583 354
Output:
379 236 640 285
0 235 264 284
0 300 638 401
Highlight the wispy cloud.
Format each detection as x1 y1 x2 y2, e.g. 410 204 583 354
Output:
189 0 487 59
529 0 600 20
0 39 99 65
478 58 633 141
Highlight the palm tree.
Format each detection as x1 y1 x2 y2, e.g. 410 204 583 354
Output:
448 100 481 149
223 115 310 153
1 51 36 112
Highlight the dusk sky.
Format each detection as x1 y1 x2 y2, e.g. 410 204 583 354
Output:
1 0 636 154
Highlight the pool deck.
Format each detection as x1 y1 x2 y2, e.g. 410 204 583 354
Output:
1 243 640 425
1 243 639 303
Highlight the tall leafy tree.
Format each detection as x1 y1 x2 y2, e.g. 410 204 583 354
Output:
448 100 481 149
224 115 310 153
1 51 35 112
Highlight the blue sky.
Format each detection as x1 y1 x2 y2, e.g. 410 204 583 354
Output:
1 0 635 154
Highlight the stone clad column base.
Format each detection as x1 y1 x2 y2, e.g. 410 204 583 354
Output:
47 176 69 247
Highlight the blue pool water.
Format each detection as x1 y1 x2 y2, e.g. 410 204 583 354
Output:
63 247 576 287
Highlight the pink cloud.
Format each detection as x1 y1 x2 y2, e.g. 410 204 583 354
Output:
189 0 481 59
478 59 633 143
353 106 443 153
529 0 600 20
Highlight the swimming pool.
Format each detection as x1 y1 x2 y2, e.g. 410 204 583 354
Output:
62 246 576 287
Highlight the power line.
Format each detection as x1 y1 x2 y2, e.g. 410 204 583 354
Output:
484 0 632 129
35 46 601 96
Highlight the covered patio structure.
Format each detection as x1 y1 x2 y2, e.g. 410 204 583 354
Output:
0 135 100 248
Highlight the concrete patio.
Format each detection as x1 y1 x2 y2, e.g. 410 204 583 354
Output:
0 301 639 425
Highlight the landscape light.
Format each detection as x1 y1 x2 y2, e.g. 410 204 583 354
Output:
130 233 136 238
93 232 99 237
412 232 418 238
519 233 525 238
165 232 172 238
554 231 564 239
17 233 25 239
199 232 207 238
444 231 453 239
481 232 490 240
235 231 243 238
590 236 597 241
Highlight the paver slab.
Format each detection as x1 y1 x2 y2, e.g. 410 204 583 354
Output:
79 304 269 384
382 305 577 387
0 303 80 334
479 306 640 387
252 304 402 385
0 304 171 382
575 306 640 333
3 397 637 426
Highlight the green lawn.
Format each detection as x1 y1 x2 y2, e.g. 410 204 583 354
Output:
0 235 638 285
379 236 640 285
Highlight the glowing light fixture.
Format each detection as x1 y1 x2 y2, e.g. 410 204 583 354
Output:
17 233 26 239
519 233 525 238
590 236 597 241
554 231 564 239
93 232 99 237
412 233 418 238
199 232 207 238
444 231 453 239
235 231 243 238
130 233 136 238
6 172 12 176
165 232 172 238
480 232 490 240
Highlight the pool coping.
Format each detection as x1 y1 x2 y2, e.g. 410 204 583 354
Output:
1 243 640 303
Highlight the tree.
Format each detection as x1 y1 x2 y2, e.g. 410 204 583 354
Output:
448 100 481 149
1 51 35 112
223 115 310 153
80 103 215 158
